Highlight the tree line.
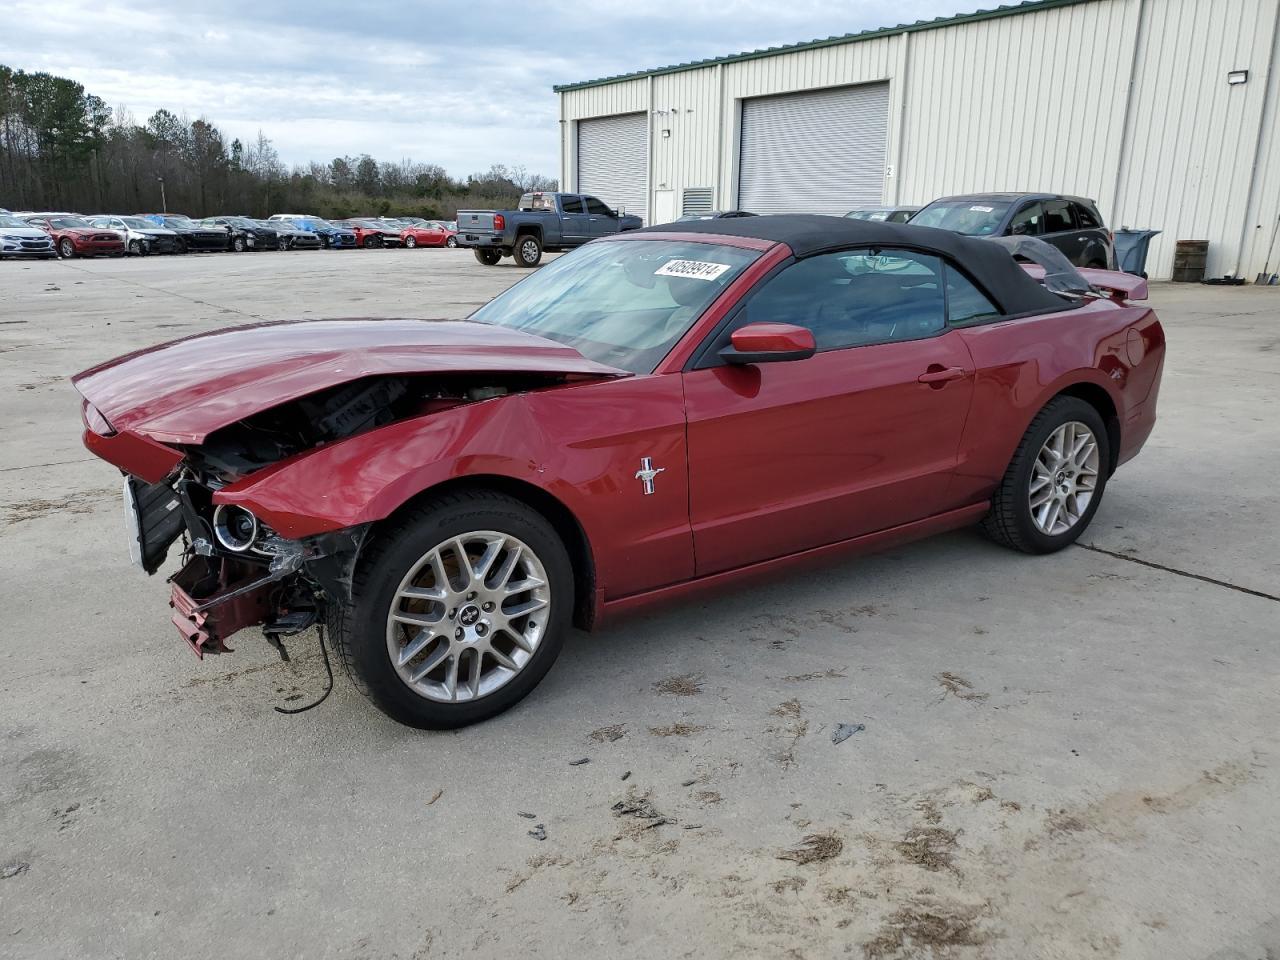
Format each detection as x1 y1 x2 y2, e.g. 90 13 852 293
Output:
0 64 557 220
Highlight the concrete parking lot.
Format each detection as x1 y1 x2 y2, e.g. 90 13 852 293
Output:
1 250 1277 960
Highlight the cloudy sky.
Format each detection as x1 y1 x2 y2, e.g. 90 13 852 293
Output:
2 1 977 178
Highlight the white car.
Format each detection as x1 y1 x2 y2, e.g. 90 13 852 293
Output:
0 214 57 259
85 216 182 255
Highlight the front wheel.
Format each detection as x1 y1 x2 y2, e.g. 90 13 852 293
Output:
58 238 76 259
982 396 1110 554
473 248 501 266
404 235 417 248
232 235 247 253
331 491 574 728
128 239 145 256
513 233 543 267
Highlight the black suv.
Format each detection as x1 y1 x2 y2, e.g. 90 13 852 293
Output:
911 193 1114 269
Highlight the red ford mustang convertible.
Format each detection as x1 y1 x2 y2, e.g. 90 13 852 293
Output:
73 216 1164 728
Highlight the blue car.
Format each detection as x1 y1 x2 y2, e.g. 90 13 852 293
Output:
268 215 357 249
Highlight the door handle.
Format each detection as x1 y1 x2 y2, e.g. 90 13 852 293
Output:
917 365 968 385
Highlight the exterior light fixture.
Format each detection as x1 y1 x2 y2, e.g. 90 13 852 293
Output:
1228 70 1249 85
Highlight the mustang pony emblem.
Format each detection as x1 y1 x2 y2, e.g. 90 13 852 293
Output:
635 457 665 495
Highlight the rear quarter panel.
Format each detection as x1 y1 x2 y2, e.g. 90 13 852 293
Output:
951 300 1164 504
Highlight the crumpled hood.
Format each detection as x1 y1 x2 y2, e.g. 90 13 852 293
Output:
73 318 628 444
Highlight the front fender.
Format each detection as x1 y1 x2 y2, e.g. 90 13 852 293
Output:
214 396 555 539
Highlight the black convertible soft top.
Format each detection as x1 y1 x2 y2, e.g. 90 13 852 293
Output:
640 214 1068 315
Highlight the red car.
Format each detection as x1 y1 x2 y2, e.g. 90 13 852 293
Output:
397 221 458 248
333 219 399 248
26 215 125 258
72 216 1164 728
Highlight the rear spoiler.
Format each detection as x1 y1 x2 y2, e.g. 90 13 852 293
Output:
1021 263 1148 302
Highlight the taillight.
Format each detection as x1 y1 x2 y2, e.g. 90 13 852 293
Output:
493 214 505 231
83 401 115 437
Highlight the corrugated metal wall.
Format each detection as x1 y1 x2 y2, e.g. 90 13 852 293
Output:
560 0 1280 280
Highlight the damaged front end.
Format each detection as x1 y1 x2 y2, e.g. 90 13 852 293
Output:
126 469 367 659
96 364 607 661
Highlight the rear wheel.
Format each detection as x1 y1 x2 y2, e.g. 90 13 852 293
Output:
513 233 543 267
58 238 76 259
982 396 1110 554
474 248 501 266
331 490 573 728
445 236 457 248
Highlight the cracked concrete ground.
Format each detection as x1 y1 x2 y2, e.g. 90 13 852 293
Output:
1 250 1277 959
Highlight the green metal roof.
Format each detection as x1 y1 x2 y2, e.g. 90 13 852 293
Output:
553 0 1099 92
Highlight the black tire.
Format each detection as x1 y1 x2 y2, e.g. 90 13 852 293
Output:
474 248 501 266
58 238 76 259
128 239 145 256
232 235 247 253
279 237 290 251
330 490 574 728
404 235 417 248
363 235 381 249
445 236 457 248
981 396 1111 554
513 233 543 267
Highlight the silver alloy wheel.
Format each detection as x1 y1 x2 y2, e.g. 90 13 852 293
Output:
446 236 456 247
520 238 539 262
1029 420 1100 536
386 531 551 703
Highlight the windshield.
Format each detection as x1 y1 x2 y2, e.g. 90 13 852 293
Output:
0 215 32 228
48 216 91 228
121 217 154 229
469 239 759 373
911 200 1011 236
163 216 194 226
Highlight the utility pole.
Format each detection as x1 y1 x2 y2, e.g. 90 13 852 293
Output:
157 176 167 213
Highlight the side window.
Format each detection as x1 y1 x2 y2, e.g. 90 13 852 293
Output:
560 196 585 214
1009 203 1044 236
584 197 613 217
739 248 946 352
1042 200 1075 233
945 265 1001 326
1074 203 1102 229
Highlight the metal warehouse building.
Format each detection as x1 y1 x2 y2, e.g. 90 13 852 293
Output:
555 0 1280 281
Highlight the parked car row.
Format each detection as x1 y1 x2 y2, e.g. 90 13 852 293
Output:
0 210 459 259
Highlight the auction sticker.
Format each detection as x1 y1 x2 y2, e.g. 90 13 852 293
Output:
969 205 995 212
655 259 732 281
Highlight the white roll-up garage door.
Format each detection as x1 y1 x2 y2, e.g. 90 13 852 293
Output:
577 112 648 224
738 83 890 215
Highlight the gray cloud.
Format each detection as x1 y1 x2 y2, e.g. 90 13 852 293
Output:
0 0 973 175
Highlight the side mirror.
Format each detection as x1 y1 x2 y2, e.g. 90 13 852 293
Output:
720 322 816 365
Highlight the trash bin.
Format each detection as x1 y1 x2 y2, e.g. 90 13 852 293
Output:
1172 240 1209 282
1112 228 1161 278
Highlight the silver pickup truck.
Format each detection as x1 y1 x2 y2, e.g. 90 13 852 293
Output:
456 191 643 267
